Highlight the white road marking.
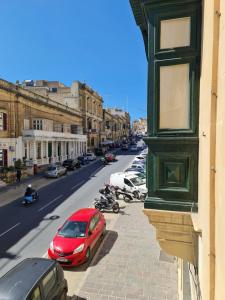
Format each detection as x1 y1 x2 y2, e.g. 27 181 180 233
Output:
0 223 20 238
70 180 85 191
38 195 63 212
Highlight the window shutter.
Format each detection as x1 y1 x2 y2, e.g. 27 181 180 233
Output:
3 113 7 130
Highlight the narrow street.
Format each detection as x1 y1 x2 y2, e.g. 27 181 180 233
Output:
0 151 136 278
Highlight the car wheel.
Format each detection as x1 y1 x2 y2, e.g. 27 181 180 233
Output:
113 202 120 213
124 194 132 202
85 248 91 262
133 191 139 199
101 225 106 239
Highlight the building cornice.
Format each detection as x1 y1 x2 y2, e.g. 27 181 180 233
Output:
0 79 82 118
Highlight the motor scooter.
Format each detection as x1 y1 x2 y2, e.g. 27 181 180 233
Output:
100 157 108 166
93 193 120 213
22 191 39 205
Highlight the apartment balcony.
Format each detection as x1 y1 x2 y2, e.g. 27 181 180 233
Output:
22 129 86 141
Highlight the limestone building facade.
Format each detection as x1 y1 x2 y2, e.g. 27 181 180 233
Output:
132 118 147 135
0 79 86 168
23 80 103 152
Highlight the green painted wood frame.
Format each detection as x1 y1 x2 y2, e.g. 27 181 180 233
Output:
142 0 201 212
144 137 198 212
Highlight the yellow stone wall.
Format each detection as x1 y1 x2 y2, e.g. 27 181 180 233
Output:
197 0 225 299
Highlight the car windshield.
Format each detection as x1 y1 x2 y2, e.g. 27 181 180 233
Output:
136 173 146 180
48 166 57 171
130 177 145 186
132 164 145 170
58 221 87 238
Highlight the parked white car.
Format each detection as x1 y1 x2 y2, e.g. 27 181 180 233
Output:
85 152 96 161
45 164 67 178
110 172 147 199
124 170 146 183
131 163 146 173
134 154 146 161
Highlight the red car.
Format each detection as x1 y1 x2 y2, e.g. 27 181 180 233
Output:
48 208 106 267
105 153 116 162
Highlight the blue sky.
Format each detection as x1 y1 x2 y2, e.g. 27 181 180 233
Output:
0 0 147 121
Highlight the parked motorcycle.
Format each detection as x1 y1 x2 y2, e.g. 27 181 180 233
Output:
93 193 120 213
22 190 39 205
113 186 133 202
100 157 108 166
99 184 133 202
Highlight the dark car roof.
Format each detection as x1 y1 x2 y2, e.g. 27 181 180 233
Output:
0 258 56 300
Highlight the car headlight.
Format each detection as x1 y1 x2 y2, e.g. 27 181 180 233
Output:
73 243 85 254
50 241 54 251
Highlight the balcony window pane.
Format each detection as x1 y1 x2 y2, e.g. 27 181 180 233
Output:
159 64 190 129
160 17 191 49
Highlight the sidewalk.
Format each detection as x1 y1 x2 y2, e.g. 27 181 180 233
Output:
73 202 178 300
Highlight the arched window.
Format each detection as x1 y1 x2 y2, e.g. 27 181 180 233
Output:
0 112 7 131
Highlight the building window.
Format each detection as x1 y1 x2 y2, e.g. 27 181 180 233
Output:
24 119 30 130
0 149 7 166
0 112 7 131
33 119 43 130
37 142 41 159
159 63 190 129
160 17 191 49
24 142 28 159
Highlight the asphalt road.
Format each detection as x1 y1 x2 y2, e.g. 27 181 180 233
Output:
0 150 137 277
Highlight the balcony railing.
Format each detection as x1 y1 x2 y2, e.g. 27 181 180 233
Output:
22 129 86 140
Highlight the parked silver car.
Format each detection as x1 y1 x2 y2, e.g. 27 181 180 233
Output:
45 164 67 178
85 152 96 161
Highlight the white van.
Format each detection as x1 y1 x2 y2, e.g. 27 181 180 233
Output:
125 170 146 184
109 172 147 199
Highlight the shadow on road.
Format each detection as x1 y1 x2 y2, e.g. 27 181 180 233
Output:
0 160 107 270
63 230 118 274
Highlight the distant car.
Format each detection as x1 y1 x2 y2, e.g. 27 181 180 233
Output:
62 158 80 170
130 164 146 173
125 167 146 174
0 258 68 300
85 152 96 161
48 208 106 267
121 144 128 150
105 153 116 162
135 155 146 161
137 144 144 151
78 155 89 165
95 148 106 156
130 145 138 152
45 165 67 178
132 159 146 165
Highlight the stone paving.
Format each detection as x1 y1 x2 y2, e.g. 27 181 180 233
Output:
75 202 178 300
